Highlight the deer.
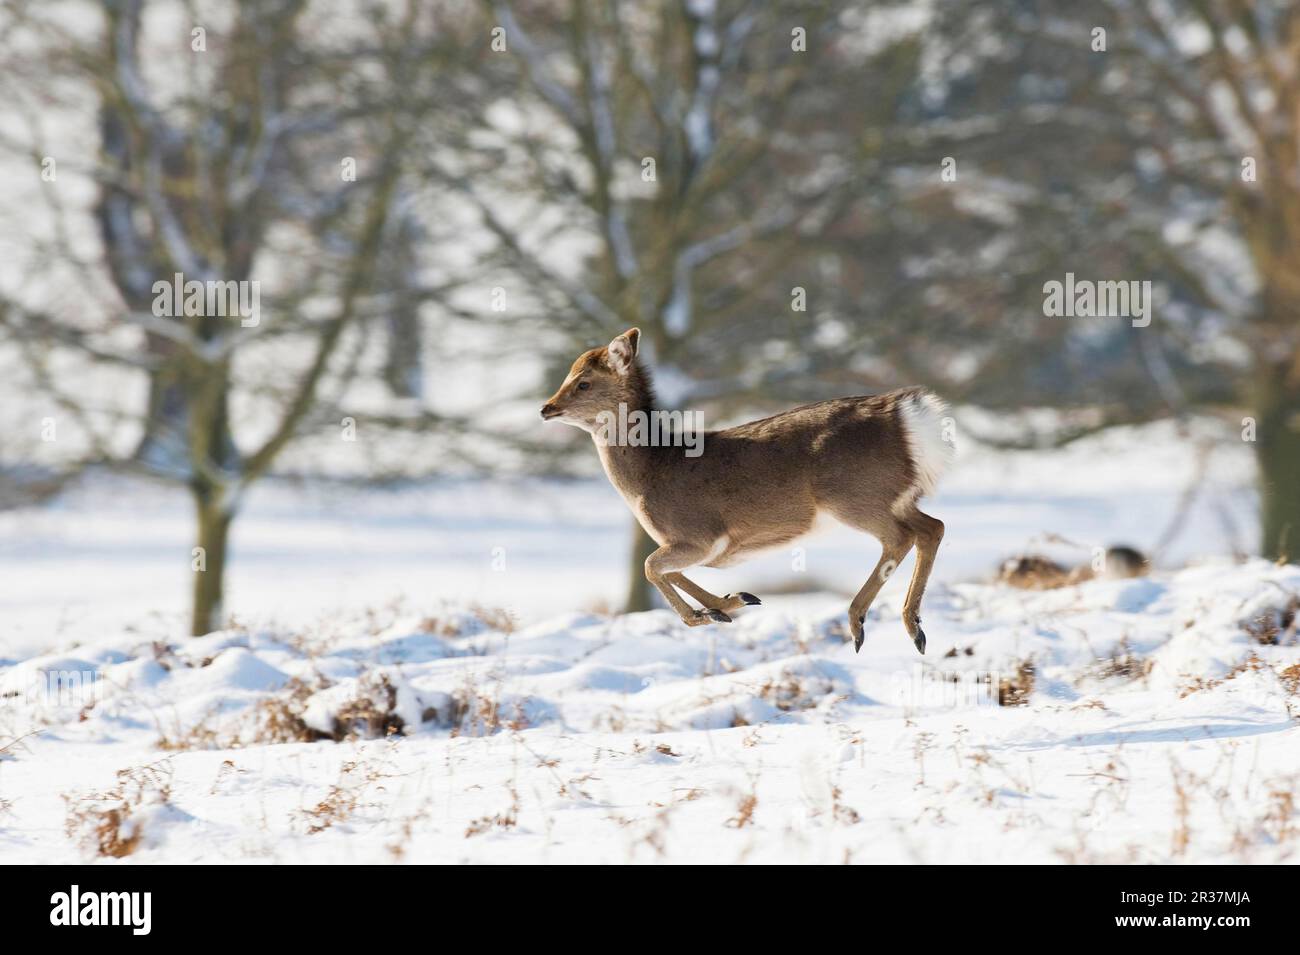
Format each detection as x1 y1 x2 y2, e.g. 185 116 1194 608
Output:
540 328 953 654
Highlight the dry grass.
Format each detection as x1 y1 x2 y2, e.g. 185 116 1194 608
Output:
1170 761 1196 857
433 674 530 737
158 676 330 750
64 762 173 858
302 782 359 834
997 555 1077 590
330 673 405 741
1263 787 1297 844
1244 594 1299 646
386 798 434 861
726 793 758 828
298 756 391 834
1179 653 1271 698
464 785 520 837
161 661 536 749
1281 663 1300 696
245 677 332 744
418 604 516 637
754 668 837 713
1092 637 1153 683
998 659 1036 706
156 715 224 751
830 785 861 825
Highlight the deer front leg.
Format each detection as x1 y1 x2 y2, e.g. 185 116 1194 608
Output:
645 545 733 626
668 573 761 615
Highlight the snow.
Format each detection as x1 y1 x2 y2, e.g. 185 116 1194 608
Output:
1 418 1297 863
2 559 1298 863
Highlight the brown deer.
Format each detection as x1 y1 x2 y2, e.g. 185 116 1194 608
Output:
541 329 953 654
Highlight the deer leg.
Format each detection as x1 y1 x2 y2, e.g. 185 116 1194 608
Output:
899 510 944 655
646 544 733 626
668 573 761 614
847 525 914 653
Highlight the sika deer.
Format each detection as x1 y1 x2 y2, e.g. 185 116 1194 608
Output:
540 328 953 654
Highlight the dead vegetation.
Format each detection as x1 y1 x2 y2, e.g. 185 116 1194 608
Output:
64 761 174 858
464 785 520 837
418 604 516 637
997 547 1148 590
1262 787 1297 845
158 676 331 750
753 667 838 713
1170 761 1197 857
159 661 537 751
1179 653 1273 698
726 792 758 828
1089 637 1153 683
830 785 861 825
1281 663 1300 696
156 714 226 751
330 673 406 741
0 731 38 760
298 756 392 835
998 555 1077 590
998 659 1037 706
429 674 531 737
252 677 332 743
1243 594 1299 646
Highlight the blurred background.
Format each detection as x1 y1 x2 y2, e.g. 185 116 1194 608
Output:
0 0 1294 648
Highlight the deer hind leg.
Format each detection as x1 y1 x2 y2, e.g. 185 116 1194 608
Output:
845 519 914 653
645 544 733 626
899 508 944 655
668 574 762 615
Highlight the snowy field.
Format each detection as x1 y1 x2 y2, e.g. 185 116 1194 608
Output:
2 419 1299 863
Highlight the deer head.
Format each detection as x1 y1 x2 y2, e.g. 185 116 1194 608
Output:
540 328 644 432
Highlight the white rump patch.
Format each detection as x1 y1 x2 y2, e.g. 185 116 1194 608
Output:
893 391 955 516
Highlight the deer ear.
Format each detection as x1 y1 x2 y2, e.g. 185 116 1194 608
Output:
607 328 640 375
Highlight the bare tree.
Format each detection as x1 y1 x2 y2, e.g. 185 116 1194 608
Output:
924 0 1300 560
0 0 478 633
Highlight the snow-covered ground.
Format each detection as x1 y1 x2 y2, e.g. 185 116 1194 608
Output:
2 418 1298 863
2 561 1298 863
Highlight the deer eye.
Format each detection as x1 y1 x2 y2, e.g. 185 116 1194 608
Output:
577 380 591 391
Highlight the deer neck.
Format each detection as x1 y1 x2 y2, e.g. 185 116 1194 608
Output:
592 370 661 499
594 432 659 498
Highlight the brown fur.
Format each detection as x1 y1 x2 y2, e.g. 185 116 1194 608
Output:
542 328 949 653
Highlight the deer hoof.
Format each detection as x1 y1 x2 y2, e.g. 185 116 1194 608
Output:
912 625 927 655
853 615 866 653
736 592 761 606
696 608 731 624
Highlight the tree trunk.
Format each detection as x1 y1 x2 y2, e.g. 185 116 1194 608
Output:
381 207 424 399
384 308 424 398
135 363 191 469
191 496 233 636
1254 357 1300 562
623 519 658 612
